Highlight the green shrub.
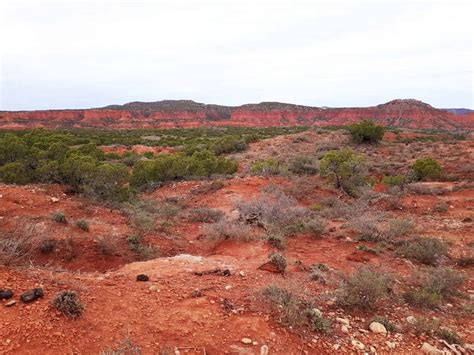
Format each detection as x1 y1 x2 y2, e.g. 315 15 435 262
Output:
52 291 84 319
75 219 90 231
411 158 443 181
251 159 281 175
212 136 247 155
382 175 406 188
52 212 67 224
0 161 32 184
337 267 391 309
348 120 385 144
396 237 448 265
319 149 368 195
288 155 318 175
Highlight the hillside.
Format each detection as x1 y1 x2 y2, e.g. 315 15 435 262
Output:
0 99 473 131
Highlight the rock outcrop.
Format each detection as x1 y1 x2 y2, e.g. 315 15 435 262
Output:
0 99 472 130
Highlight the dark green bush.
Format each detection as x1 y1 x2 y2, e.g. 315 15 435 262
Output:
348 120 385 144
320 149 368 195
411 158 443 181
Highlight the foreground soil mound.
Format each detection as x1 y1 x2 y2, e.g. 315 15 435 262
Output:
1 99 473 130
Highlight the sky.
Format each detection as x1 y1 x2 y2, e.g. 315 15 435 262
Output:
0 0 472 110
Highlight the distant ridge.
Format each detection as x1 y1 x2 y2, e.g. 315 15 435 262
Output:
0 99 473 131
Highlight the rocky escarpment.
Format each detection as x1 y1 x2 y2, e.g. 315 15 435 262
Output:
0 99 472 130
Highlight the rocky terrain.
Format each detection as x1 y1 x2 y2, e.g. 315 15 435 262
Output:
1 99 473 131
1 127 473 354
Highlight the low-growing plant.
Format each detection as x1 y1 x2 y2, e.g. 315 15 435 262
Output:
387 218 415 238
435 328 463 345
396 237 448 265
39 238 56 254
127 235 157 260
433 201 449 213
251 159 282 175
269 252 287 273
204 219 252 242
404 267 466 308
52 291 84 319
305 308 331 333
302 218 326 238
100 335 141 355
409 316 440 336
75 219 90 231
337 267 391 309
96 236 119 256
187 208 224 223
288 155 318 175
52 212 67 224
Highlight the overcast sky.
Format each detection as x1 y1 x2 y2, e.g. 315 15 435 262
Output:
0 0 472 110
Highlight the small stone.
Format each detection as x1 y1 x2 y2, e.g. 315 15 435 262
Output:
239 271 245 277
149 285 158 292
385 341 397 349
341 325 349 333
333 344 340 350
5 300 16 307
421 342 443 354
260 345 269 355
51 197 60 203
351 340 365 350
0 289 14 300
369 321 387 334
336 317 350 326
370 346 376 353
20 288 44 303
406 316 417 324
136 274 149 282
241 338 252 344
225 285 232 290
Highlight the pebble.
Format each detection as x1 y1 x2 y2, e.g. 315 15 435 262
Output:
5 300 16 307
421 342 443 354
386 341 397 349
406 316 417 324
369 321 387 334
51 197 60 203
312 308 322 317
351 340 365 350
260 345 269 355
241 338 252 345
341 325 349 333
336 317 350 326
225 285 232 290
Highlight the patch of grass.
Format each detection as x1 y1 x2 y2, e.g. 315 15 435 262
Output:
433 201 449 213
409 316 440 336
204 219 252 242
100 335 141 355
435 328 463 345
52 291 84 319
187 208 224 223
96 236 119 256
387 218 415 238
126 235 158 260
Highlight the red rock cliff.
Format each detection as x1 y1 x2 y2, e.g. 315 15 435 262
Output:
0 99 472 130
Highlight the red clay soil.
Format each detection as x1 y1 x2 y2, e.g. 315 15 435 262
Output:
1 131 474 353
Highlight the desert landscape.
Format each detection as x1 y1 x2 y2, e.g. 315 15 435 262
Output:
1 104 473 354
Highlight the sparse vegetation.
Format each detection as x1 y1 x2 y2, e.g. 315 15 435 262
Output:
337 267 391 309
269 252 287 273
411 158 443 181
52 291 84 319
75 219 90 231
397 237 448 265
52 212 67 224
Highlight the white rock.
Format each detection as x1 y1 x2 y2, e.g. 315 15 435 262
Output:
51 197 60 203
260 345 269 355
351 340 365 350
385 341 397 349
241 338 252 345
369 321 387 334
333 344 340 350
239 271 245 277
312 308 322 317
229 210 241 221
225 285 232 290
406 316 417 324
421 342 443 354
336 317 350 326
370 346 376 353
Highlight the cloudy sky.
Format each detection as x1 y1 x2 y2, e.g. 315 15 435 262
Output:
0 0 472 110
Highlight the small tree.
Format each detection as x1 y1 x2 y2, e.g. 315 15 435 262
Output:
411 158 443 181
320 149 368 195
348 120 385 144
